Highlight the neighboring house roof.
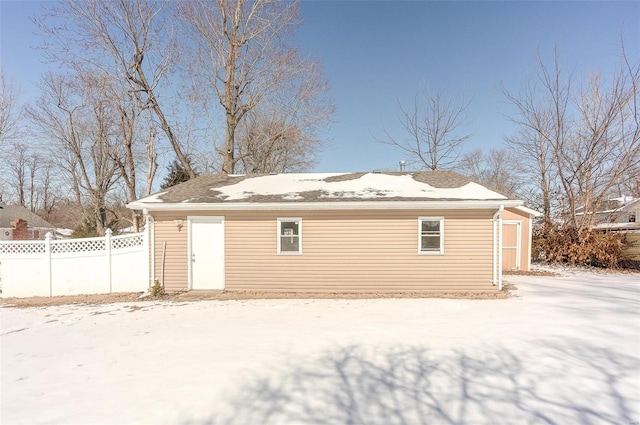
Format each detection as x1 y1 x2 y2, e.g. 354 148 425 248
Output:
576 197 640 216
128 171 527 211
0 204 56 228
613 198 640 213
594 222 640 231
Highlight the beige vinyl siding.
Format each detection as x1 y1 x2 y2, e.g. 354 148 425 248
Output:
150 212 189 291
150 208 499 292
503 208 532 271
225 209 496 292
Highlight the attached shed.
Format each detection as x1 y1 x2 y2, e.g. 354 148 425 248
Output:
128 171 538 293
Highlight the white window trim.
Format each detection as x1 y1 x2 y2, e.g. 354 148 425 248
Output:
418 217 444 255
277 218 302 255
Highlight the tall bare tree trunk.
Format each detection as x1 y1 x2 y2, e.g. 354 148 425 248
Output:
178 0 304 175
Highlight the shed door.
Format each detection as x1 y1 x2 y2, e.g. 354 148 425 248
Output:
189 217 225 290
502 221 521 271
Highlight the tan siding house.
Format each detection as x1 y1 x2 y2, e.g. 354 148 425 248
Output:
130 171 539 293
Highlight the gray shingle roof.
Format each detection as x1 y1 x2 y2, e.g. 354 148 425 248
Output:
0 205 56 228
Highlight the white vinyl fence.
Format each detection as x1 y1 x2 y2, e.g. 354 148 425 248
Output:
0 229 150 298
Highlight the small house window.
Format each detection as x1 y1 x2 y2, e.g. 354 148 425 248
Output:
419 217 444 255
630 213 636 223
278 218 302 255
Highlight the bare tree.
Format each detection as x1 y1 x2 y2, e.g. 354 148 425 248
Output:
0 70 19 143
236 55 335 173
1 140 59 215
27 72 121 236
502 61 565 226
504 47 640 232
457 148 522 198
618 164 640 196
0 71 21 202
106 87 158 231
381 87 473 171
35 0 196 179
236 114 305 173
178 0 314 174
7 143 29 207
38 160 58 220
563 69 639 230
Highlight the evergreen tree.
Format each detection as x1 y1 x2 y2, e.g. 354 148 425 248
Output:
160 158 197 189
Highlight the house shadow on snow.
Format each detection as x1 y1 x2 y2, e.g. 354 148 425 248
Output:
185 339 639 425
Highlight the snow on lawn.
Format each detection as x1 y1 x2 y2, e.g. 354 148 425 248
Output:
1 270 639 425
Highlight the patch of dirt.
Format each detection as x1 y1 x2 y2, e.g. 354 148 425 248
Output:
1 292 147 308
179 289 513 301
503 270 558 277
1 285 514 308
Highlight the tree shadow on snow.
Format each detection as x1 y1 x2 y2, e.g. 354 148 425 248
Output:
186 339 639 425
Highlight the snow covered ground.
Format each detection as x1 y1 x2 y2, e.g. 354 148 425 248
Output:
1 269 639 425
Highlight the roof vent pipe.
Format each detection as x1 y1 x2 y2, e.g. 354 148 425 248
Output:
399 160 406 172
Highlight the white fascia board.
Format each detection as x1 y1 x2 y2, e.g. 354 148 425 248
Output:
128 199 523 212
514 205 542 217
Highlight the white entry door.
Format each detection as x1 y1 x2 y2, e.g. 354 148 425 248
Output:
189 217 225 290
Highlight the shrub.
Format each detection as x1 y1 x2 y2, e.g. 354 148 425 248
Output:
533 224 629 268
151 280 165 297
71 221 99 238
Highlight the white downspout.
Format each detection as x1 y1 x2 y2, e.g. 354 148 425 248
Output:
147 212 155 288
527 214 533 271
492 205 504 290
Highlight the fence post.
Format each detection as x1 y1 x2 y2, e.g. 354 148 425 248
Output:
45 232 53 297
105 229 112 293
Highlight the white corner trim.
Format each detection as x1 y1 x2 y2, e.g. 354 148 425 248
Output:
492 205 504 289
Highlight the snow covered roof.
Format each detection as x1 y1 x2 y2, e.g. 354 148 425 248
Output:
576 197 640 216
129 171 524 211
593 222 640 231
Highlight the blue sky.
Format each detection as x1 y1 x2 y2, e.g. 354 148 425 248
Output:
1 1 639 173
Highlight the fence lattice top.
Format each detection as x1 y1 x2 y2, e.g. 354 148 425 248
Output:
0 241 46 255
52 239 106 254
0 232 145 255
111 234 144 250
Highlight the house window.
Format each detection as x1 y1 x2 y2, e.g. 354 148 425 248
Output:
419 217 444 255
278 218 302 255
630 213 636 223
